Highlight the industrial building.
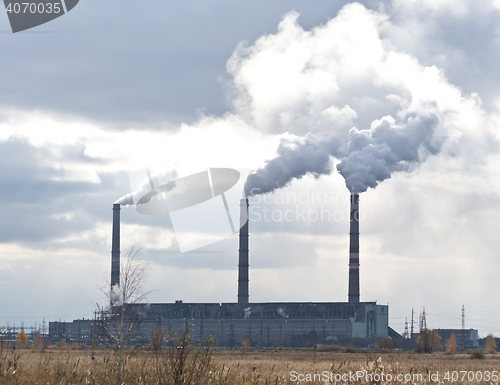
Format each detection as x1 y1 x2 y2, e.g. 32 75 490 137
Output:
435 329 479 349
49 301 388 347
48 319 94 345
48 194 390 347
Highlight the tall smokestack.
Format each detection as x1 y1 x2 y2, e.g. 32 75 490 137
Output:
348 194 360 303
238 198 249 304
111 203 120 290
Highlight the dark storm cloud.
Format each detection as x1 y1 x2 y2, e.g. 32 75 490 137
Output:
0 138 181 253
0 139 118 244
0 0 360 128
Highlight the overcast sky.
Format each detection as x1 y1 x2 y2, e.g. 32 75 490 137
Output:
1 0 500 337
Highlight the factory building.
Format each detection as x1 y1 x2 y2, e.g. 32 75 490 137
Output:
48 194 390 347
127 301 387 347
48 302 388 347
49 319 94 345
435 329 479 349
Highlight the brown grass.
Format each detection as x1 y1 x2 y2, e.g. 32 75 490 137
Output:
1 347 499 384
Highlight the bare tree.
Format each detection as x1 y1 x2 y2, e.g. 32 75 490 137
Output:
149 326 167 353
98 246 154 379
162 323 218 385
33 332 43 349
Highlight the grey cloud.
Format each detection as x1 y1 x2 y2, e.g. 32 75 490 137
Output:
0 140 121 245
386 1 500 113
0 0 352 128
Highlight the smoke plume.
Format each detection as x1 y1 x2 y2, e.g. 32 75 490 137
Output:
245 111 445 195
337 112 443 193
244 132 342 196
115 170 177 207
237 5 482 196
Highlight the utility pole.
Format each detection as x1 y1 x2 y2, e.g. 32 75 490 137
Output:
461 305 466 348
410 308 414 346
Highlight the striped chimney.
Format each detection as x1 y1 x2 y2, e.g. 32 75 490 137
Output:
238 198 249 304
348 194 360 303
111 204 120 291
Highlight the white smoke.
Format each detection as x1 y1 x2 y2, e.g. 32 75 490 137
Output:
114 192 135 206
115 169 177 207
245 111 445 195
244 131 342 196
238 4 484 196
110 283 123 307
337 112 443 193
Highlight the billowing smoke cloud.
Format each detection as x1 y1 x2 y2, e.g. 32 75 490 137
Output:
115 170 177 206
238 4 483 196
244 131 342 196
245 111 444 195
337 112 443 193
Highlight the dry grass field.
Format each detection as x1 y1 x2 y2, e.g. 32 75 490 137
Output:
1 346 499 384
215 350 500 384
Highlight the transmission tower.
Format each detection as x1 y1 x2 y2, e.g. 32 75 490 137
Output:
403 318 409 339
410 308 414 340
462 305 465 330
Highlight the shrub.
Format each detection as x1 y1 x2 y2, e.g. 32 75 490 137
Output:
376 337 393 351
161 325 219 385
469 349 485 359
344 345 358 353
315 344 343 352
149 326 167 353
56 338 67 349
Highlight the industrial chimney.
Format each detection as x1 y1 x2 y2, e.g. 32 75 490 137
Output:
238 198 249 304
348 194 360 303
111 203 120 291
